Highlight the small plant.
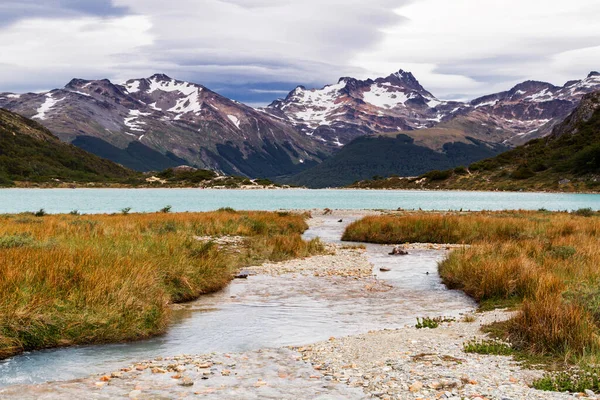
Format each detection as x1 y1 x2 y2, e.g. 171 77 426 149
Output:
0 233 36 248
533 366 600 393
34 208 46 217
160 205 172 213
548 245 577 260
217 207 236 213
120 207 132 215
572 208 595 217
461 314 476 323
463 339 513 356
416 317 440 329
69 210 80 216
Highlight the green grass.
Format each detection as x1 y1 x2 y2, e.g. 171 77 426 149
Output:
463 339 514 356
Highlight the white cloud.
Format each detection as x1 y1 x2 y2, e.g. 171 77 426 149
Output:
352 0 600 99
0 15 152 91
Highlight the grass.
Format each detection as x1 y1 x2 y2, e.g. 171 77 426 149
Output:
464 339 514 356
415 317 440 329
415 316 455 329
0 210 323 359
343 210 600 391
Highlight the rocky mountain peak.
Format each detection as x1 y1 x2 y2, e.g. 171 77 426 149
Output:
65 78 91 89
378 69 430 95
148 73 173 82
588 71 600 78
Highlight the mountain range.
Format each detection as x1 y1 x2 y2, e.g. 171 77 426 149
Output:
350 90 600 192
1 70 599 184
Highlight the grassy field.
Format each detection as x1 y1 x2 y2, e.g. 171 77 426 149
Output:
0 210 322 359
343 210 600 391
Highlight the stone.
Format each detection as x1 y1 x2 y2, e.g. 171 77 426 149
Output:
585 389 595 397
409 381 423 392
128 390 142 398
178 376 194 387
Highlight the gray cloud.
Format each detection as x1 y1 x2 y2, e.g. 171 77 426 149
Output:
0 0 598 105
0 0 129 26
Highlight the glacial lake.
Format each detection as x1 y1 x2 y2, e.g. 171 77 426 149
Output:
0 188 600 214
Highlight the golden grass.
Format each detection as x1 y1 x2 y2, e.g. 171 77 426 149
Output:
343 211 600 362
0 210 322 359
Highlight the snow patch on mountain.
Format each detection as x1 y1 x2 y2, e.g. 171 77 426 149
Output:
33 93 64 120
363 84 410 108
148 77 200 96
228 115 240 129
124 109 151 133
125 80 141 94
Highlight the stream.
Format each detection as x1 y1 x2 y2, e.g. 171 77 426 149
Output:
0 214 474 387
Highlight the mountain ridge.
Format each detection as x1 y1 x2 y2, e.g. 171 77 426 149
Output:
1 69 599 185
349 90 600 192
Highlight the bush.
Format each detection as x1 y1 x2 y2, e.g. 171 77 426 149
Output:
422 170 452 181
34 209 46 217
510 165 535 180
454 166 468 175
572 208 595 217
160 205 172 213
120 207 132 215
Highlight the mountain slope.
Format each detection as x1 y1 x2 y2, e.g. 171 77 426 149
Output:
0 108 137 186
0 75 325 177
284 132 508 188
265 70 600 149
350 91 600 192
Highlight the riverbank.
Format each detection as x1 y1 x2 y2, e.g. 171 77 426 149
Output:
0 210 592 398
0 210 323 360
0 303 575 399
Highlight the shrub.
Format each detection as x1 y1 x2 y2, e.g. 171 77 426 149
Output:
454 166 468 175
572 208 595 217
160 205 172 213
510 165 535 180
120 207 132 215
422 170 452 181
34 209 46 217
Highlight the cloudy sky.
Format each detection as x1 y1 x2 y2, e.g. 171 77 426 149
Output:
0 0 599 105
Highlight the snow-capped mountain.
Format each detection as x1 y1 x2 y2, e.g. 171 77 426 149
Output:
265 70 600 148
1 70 598 179
462 71 600 145
0 74 325 176
265 70 464 148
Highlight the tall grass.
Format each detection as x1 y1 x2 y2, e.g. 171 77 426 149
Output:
0 211 322 359
343 211 600 364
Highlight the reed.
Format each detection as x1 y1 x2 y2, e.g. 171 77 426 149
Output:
0 210 322 359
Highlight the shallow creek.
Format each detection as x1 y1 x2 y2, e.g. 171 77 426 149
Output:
0 214 474 387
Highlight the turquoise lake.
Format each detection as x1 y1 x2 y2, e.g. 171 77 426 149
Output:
0 188 599 214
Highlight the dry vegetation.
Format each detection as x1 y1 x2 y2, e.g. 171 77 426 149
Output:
343 210 600 389
0 210 322 359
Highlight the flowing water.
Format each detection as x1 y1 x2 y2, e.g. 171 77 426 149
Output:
0 188 599 214
0 214 473 386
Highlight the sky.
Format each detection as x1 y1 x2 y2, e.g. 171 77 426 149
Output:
0 0 599 106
